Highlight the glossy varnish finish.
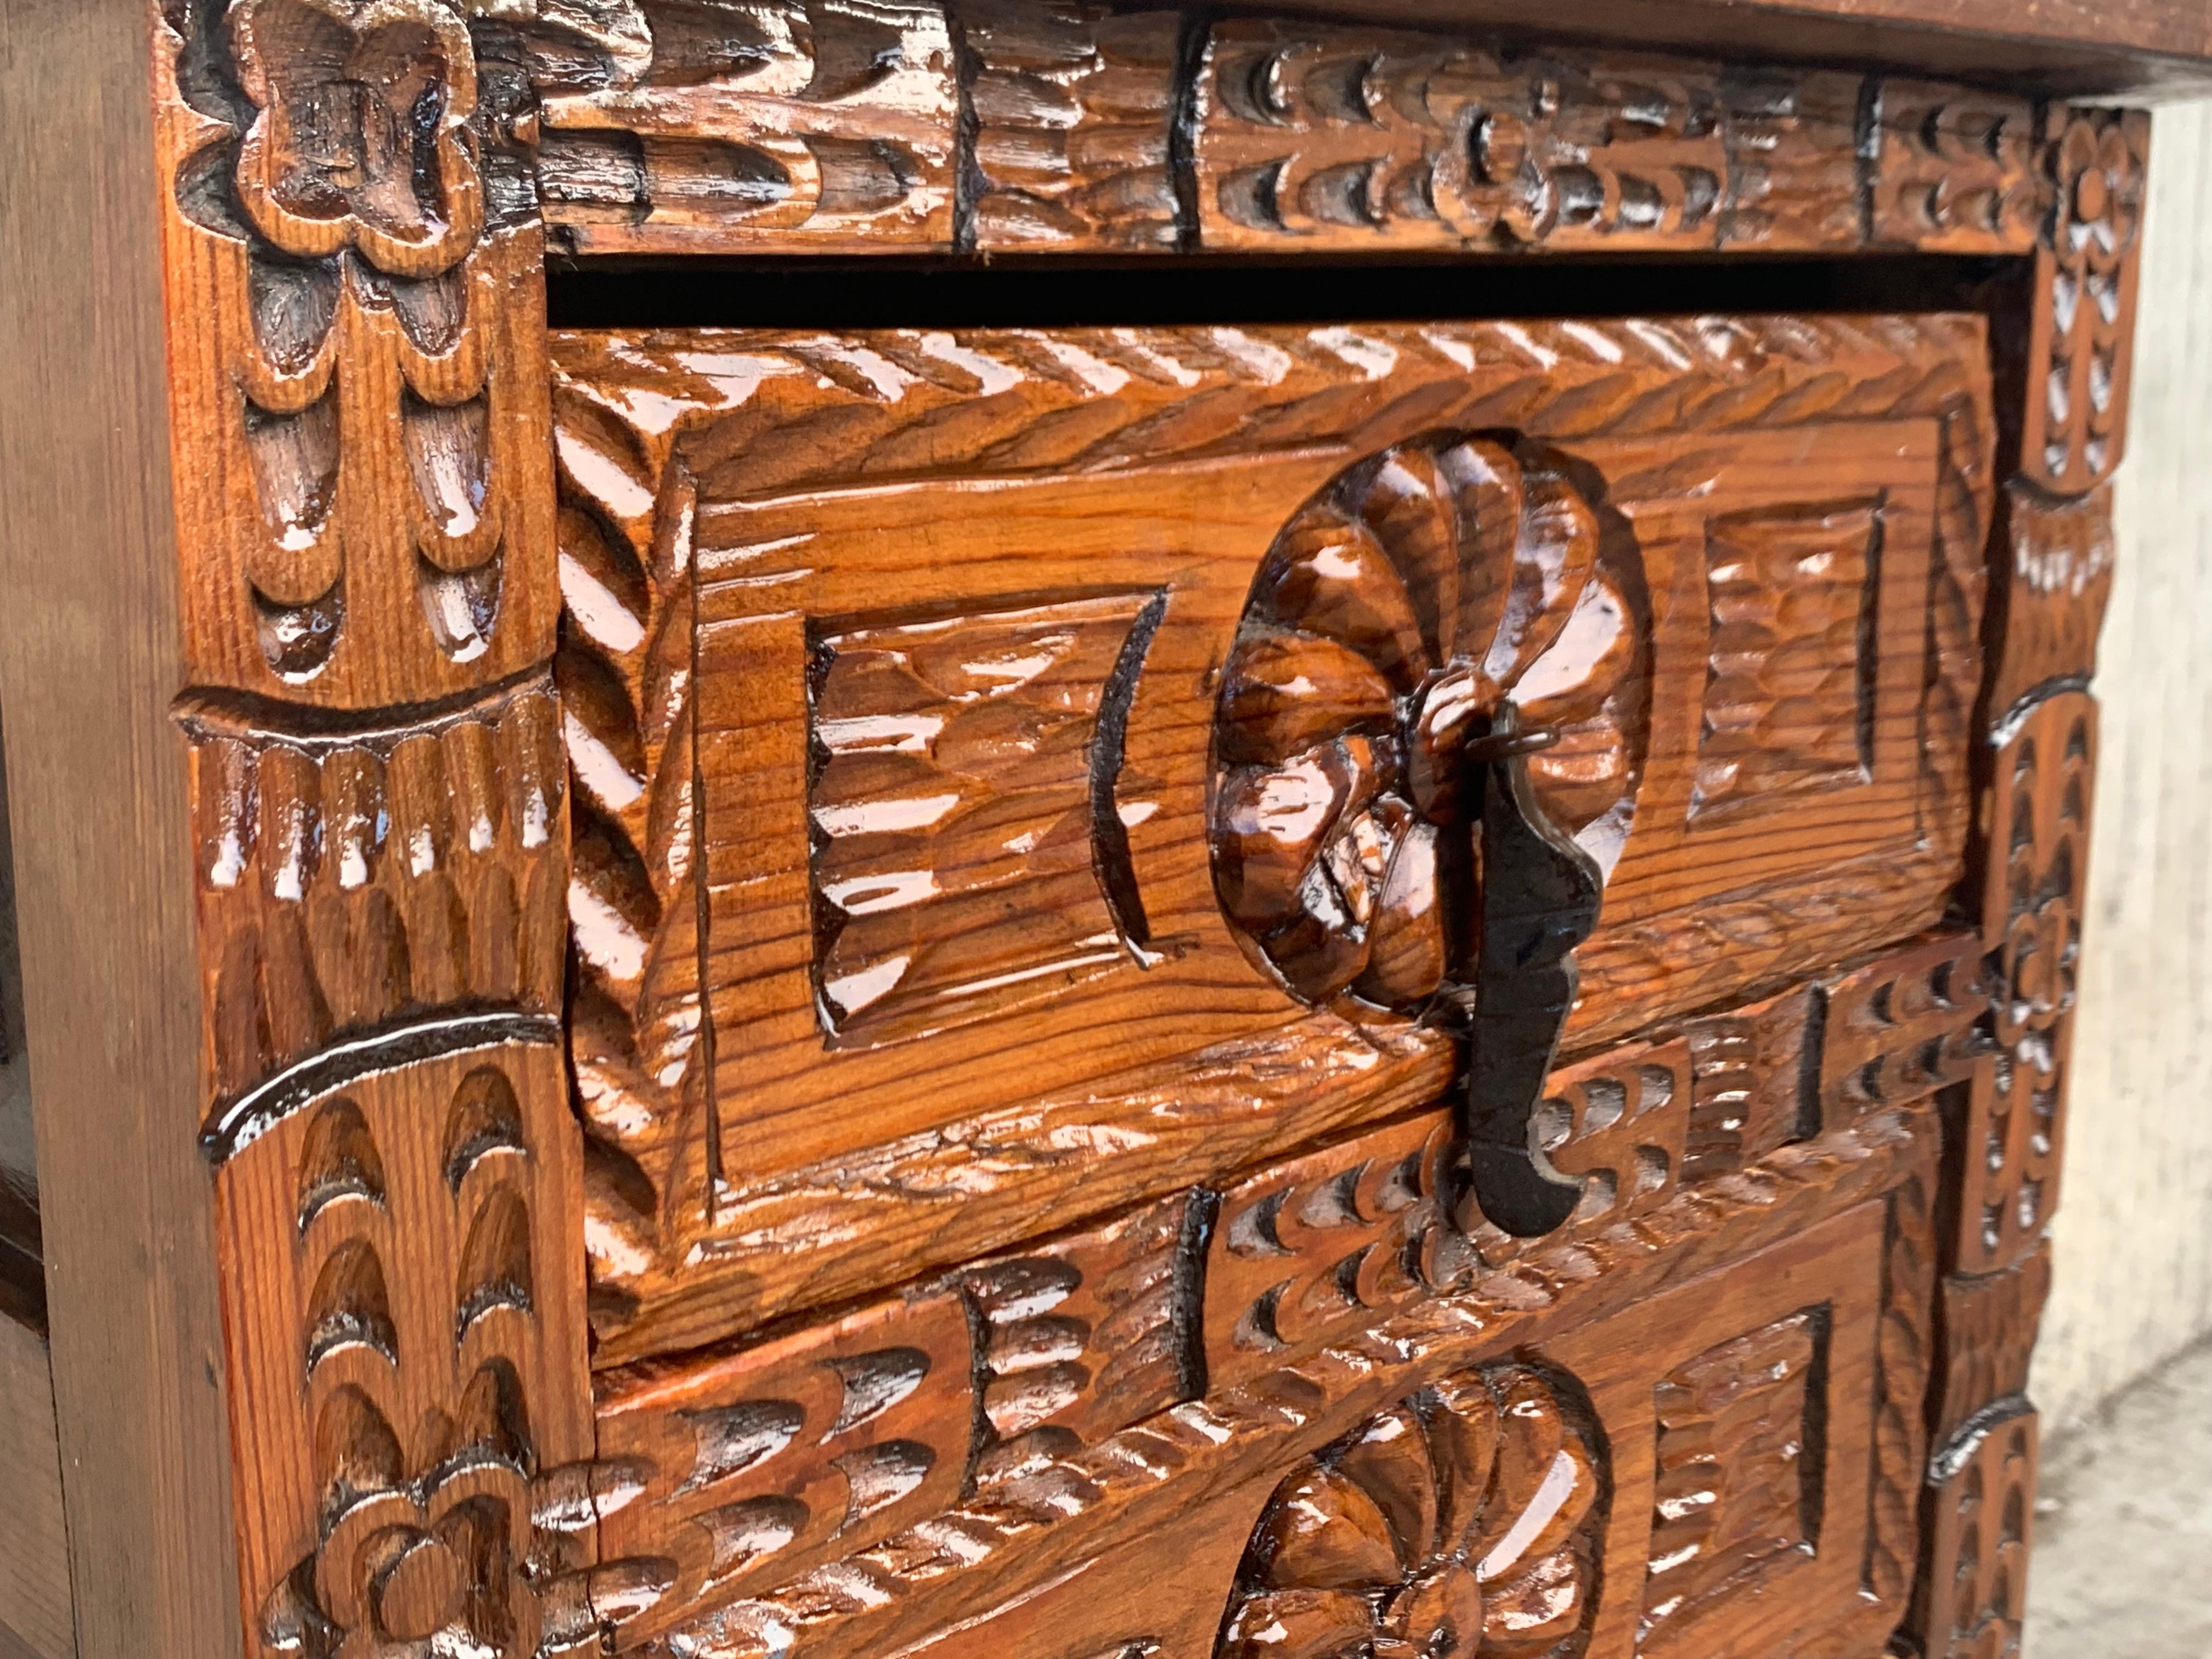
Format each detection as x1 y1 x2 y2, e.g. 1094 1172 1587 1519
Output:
552 314 1994 1361
0 3 2158 1657
149 5 600 1655
501 5 2151 262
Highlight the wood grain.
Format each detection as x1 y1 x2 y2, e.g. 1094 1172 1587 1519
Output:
1187 19 1848 256
1818 932 1988 1127
155 2 560 708
1936 1249 2052 1447
0 762 35 1325
0 3 242 1655
182 680 567 1114
553 314 1991 1356
1988 482 2115 722
211 1039 598 1658
2020 111 2149 497
958 1 1183 252
1217 1361 1606 1658
62 12 2155 1654
1959 692 2093 1282
0 725 30 1283
0 1317 71 1659
535 0 957 256
1911 1404 2038 1659
2034 105 2212 1431
1643 1312 1824 1643
1682 985 1812 1184
148 8 602 1655
1252 0 2212 93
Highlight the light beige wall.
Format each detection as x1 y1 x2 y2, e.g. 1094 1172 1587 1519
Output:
2033 99 2212 1432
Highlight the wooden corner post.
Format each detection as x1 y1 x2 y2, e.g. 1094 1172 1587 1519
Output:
148 4 599 1655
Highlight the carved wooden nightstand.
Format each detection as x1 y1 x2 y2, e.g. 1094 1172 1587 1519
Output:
0 4 2183 1657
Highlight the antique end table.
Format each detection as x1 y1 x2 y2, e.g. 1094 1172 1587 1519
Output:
0 3 2194 1657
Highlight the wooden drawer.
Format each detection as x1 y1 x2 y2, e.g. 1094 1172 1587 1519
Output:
544 313 1990 1351
478 312 1989 1652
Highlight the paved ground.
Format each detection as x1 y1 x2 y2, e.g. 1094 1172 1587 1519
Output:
2028 1338 2212 1657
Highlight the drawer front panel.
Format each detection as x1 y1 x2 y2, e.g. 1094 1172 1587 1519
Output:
586 1070 1944 1652
553 314 1990 1360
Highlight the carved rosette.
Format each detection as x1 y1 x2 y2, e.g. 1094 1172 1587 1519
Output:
227 0 485 276
1217 1363 1605 1659
152 0 626 706
1212 433 1645 1012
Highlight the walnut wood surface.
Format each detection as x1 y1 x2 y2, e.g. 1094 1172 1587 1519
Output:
554 312 1990 1359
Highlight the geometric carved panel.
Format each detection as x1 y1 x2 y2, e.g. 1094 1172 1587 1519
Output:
1695 501 1880 818
809 594 1159 1043
1203 1111 1459 1395
1533 1199 1897 1659
1644 1311 1825 1640
1819 930 1988 1126
590 1287 974 1645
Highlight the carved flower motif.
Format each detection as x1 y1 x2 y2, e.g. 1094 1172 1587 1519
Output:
229 0 485 279
1218 1364 1603 1659
2050 115 2142 274
1211 435 1645 1009
259 1382 537 1657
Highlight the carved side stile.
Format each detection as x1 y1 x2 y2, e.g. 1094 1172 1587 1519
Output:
2020 111 2149 497
1901 101 2142 1659
152 4 603 1654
